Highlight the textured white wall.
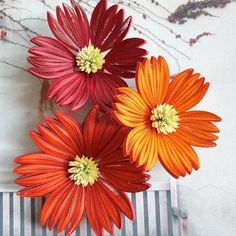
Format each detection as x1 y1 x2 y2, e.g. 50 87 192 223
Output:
0 0 236 235
148 2 236 236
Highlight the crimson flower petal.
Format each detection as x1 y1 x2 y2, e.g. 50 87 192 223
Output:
90 0 138 52
48 72 89 112
28 37 75 79
90 0 107 47
89 72 127 111
105 38 147 78
47 0 90 52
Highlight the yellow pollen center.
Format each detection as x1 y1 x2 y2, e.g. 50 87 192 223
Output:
76 45 105 74
150 103 179 135
68 155 99 187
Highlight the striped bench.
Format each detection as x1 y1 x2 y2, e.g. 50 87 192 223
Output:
0 179 186 236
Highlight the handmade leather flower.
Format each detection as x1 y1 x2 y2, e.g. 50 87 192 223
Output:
14 106 150 236
113 56 221 178
28 0 147 112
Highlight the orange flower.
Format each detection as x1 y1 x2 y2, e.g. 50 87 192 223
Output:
113 56 221 178
14 106 150 236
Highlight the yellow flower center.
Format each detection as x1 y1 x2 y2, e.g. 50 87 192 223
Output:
150 103 179 135
76 45 105 74
68 155 99 187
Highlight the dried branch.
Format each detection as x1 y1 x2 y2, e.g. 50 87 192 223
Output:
168 0 232 24
189 32 214 46
0 59 26 71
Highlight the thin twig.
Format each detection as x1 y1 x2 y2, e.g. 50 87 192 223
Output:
0 59 26 71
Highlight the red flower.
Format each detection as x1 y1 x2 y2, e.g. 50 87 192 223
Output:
28 0 147 112
14 106 150 236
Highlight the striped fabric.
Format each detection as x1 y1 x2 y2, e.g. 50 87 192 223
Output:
0 181 182 236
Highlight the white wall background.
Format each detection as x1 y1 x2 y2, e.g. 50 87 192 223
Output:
0 0 236 235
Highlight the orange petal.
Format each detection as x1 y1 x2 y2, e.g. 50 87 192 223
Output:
175 83 209 112
136 129 158 170
164 69 209 112
167 136 193 174
179 120 220 133
125 126 149 162
173 76 204 106
164 69 193 102
157 135 185 178
113 111 148 128
179 125 218 141
175 128 217 147
115 87 150 113
157 134 200 178
178 110 221 147
136 56 170 108
144 130 159 169
166 73 201 104
179 110 221 122
125 126 158 170
113 103 148 126
169 134 200 170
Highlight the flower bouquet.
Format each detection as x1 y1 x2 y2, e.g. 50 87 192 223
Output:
12 1 221 235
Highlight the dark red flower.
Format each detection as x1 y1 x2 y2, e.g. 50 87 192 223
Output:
28 0 147 112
